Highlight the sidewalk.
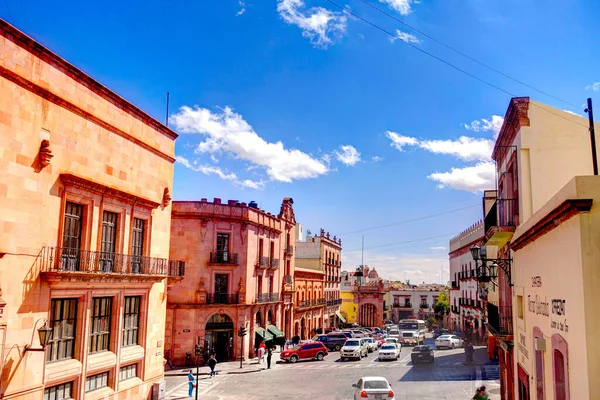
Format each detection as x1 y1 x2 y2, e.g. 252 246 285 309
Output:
165 352 281 376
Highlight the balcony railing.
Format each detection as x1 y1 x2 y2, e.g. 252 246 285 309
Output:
487 303 513 336
485 198 519 232
270 258 280 270
39 247 184 277
393 303 412 308
284 245 294 256
256 292 279 303
298 299 311 308
257 256 270 269
209 251 238 265
206 293 239 305
284 275 293 284
419 303 428 309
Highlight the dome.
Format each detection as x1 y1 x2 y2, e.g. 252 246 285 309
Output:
368 268 379 278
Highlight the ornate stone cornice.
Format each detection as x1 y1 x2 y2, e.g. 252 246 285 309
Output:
493 97 530 166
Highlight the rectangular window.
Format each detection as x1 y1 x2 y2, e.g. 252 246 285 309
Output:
61 202 84 271
131 218 145 273
119 364 137 381
86 371 109 392
122 296 140 347
100 211 118 272
517 295 524 319
216 233 230 262
269 276 274 294
44 381 73 400
258 238 264 258
270 241 275 259
90 297 112 353
47 298 78 362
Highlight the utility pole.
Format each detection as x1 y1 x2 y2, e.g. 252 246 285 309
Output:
585 98 598 175
361 235 364 267
193 338 203 400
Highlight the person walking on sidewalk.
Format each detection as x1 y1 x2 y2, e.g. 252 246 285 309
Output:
266 348 273 369
257 341 266 363
187 370 196 397
464 341 475 364
208 354 217 378
472 385 488 400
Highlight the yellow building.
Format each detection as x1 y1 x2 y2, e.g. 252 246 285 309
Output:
340 290 356 324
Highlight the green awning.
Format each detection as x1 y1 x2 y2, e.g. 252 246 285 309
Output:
336 311 347 323
255 328 274 342
267 325 285 339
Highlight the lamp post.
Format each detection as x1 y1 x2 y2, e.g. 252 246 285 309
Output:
25 318 52 352
193 338 204 400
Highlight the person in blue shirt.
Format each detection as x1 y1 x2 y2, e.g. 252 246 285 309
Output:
187 370 196 397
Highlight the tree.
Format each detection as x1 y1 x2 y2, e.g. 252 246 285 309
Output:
434 291 450 318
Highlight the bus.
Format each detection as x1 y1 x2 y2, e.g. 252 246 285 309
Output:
398 319 427 346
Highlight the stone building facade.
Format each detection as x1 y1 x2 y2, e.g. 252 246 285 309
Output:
167 198 296 363
0 19 182 400
294 230 343 331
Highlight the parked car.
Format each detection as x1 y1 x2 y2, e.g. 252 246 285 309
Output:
376 337 386 348
363 337 378 353
340 338 368 361
280 341 328 363
435 334 464 349
342 331 353 339
385 338 401 349
433 328 449 338
352 376 395 400
411 345 434 363
313 332 348 351
378 344 400 361
352 330 367 338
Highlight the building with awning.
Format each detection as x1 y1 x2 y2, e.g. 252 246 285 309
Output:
267 325 286 345
255 327 274 345
335 310 347 324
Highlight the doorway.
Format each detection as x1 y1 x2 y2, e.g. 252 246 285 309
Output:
518 364 530 400
205 313 234 362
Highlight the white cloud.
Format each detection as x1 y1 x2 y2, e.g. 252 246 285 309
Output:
176 156 265 190
386 131 418 151
236 0 246 16
210 154 219 163
430 246 446 251
462 115 504 138
334 145 361 166
171 106 329 183
372 156 383 162
277 0 347 48
379 0 415 15
586 82 600 92
428 161 495 193
418 136 494 162
389 29 421 44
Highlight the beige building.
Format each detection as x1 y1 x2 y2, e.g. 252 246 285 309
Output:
480 96 600 400
0 19 182 399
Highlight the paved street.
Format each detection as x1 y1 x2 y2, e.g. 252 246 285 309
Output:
165 339 500 400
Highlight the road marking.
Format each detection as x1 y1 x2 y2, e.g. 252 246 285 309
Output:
166 376 221 399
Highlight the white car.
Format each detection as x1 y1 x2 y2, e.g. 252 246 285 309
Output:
352 376 395 400
341 339 368 361
435 334 464 349
385 338 400 349
363 337 378 353
378 344 400 361
388 329 400 339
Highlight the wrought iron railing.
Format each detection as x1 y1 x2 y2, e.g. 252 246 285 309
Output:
210 251 238 265
284 275 293 284
270 258 280 270
419 303 428 309
257 256 270 268
284 245 294 256
298 299 311 308
487 303 513 336
206 293 239 305
393 302 412 308
39 247 184 276
256 292 279 303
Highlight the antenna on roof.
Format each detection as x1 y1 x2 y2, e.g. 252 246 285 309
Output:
165 92 170 127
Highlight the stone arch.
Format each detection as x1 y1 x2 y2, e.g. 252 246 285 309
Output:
552 333 570 400
267 309 274 325
255 310 263 327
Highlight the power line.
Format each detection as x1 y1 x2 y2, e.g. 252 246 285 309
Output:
343 232 458 252
324 0 589 129
356 0 582 110
338 203 479 235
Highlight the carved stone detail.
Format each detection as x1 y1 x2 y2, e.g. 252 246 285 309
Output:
38 139 53 168
162 188 172 207
199 219 208 242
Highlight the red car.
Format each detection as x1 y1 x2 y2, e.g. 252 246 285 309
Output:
280 341 328 363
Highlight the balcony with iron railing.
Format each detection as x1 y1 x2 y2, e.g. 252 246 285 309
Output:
39 247 185 280
297 299 311 309
209 251 238 265
487 303 513 337
270 258 280 270
206 293 239 305
256 292 280 303
419 303 428 309
284 245 294 257
256 256 270 269
393 302 412 308
284 275 293 284
484 198 519 247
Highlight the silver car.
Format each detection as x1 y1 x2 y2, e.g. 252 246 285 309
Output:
363 337 378 353
340 338 368 361
352 376 395 400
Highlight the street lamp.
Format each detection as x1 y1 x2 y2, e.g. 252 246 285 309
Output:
25 319 52 351
470 245 513 289
193 338 204 400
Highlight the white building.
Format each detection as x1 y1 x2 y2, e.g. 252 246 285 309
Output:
448 220 485 335
384 288 442 323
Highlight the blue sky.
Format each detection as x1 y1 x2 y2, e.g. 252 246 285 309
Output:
4 0 599 283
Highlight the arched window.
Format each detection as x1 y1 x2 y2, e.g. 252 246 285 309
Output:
255 311 262 327
552 333 569 400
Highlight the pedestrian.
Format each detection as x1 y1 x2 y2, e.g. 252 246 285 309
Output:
187 370 196 397
266 348 273 369
257 341 266 363
208 354 217 378
464 340 475 363
472 385 488 400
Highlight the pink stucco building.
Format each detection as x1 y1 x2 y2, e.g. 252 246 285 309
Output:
166 198 296 364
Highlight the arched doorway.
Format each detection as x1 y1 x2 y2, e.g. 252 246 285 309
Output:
205 313 234 362
267 310 273 325
300 317 306 339
255 311 263 327
359 304 377 327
